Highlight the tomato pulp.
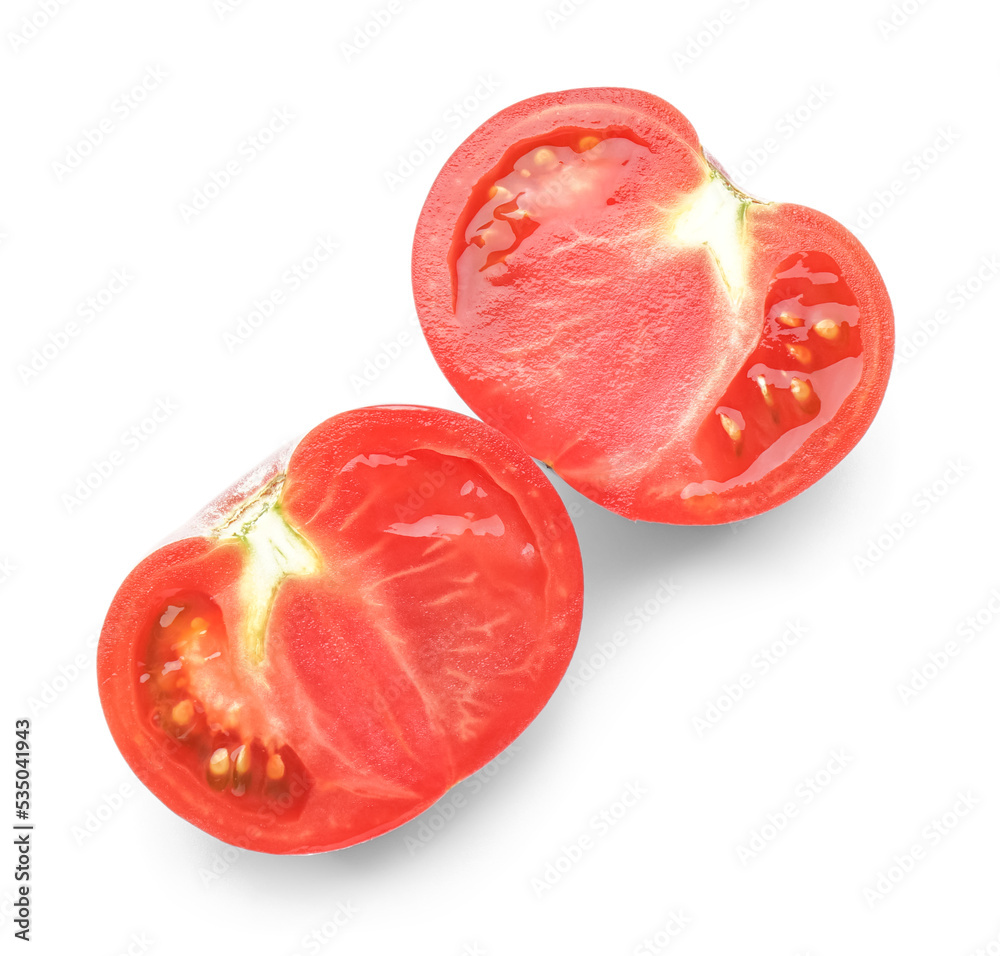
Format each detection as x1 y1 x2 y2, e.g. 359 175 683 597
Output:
97 406 583 853
412 88 894 523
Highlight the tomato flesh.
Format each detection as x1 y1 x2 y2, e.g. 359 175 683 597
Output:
450 127 650 307
413 88 894 523
98 406 583 853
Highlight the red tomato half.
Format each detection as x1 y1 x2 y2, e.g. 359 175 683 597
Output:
98 406 583 853
412 88 894 524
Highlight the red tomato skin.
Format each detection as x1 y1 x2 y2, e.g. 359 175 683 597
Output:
412 88 894 524
98 406 583 854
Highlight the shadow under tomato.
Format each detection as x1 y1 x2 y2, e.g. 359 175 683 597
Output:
226 455 854 877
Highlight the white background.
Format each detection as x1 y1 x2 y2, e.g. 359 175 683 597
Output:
3 0 1000 953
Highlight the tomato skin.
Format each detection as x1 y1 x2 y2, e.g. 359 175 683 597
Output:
412 88 894 524
97 406 583 854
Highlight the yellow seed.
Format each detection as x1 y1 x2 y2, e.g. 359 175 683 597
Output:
266 753 285 781
534 148 556 166
209 748 230 779
790 378 813 405
578 135 600 151
233 744 251 776
171 699 194 726
813 318 840 339
786 343 812 364
519 168 531 178
778 313 804 328
719 413 742 443
190 617 208 633
756 374 774 406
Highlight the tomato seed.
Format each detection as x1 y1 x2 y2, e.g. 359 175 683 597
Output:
786 343 812 364
208 748 230 788
756 374 774 407
813 318 840 339
790 378 813 406
171 699 194 726
719 413 742 443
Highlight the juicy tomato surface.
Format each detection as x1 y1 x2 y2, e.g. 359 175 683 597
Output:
97 406 583 853
412 88 894 524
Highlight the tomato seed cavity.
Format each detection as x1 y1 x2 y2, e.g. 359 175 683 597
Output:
686 251 863 495
138 592 311 814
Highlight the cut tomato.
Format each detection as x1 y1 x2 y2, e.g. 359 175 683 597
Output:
412 88 894 523
97 406 583 853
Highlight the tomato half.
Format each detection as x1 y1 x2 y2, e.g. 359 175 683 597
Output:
412 88 894 524
97 406 583 853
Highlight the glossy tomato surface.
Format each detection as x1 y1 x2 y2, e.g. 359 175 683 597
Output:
98 406 583 853
413 88 894 524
